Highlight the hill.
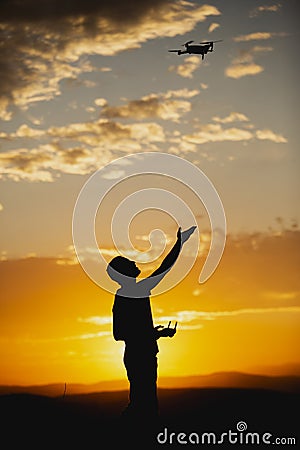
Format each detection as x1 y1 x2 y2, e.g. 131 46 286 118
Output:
1 370 299 396
0 387 298 448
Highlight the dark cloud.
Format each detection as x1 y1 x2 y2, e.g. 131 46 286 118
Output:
59 147 90 165
0 1 220 120
0 149 52 173
102 97 167 120
0 0 170 25
0 0 170 118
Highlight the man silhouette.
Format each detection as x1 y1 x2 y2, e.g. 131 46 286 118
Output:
107 226 196 422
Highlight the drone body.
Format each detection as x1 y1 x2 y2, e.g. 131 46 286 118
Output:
169 40 222 60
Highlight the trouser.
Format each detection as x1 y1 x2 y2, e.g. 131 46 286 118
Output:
123 349 158 420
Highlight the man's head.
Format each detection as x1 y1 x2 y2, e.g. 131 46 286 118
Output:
107 256 141 285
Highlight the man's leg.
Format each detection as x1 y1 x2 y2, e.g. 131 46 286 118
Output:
123 352 158 420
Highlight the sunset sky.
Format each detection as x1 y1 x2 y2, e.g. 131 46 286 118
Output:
0 0 299 387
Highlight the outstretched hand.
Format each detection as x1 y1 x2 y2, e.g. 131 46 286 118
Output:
181 225 197 244
155 321 177 339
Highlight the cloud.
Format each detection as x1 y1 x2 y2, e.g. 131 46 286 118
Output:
192 288 204 297
101 89 200 121
0 0 169 23
234 32 273 42
225 45 272 79
179 114 287 148
168 56 201 79
233 32 287 42
78 307 292 333
0 1 220 119
1 96 287 181
0 107 172 181
48 119 165 144
0 140 106 181
212 112 249 124
78 316 112 326
251 45 273 54
208 22 220 33
168 139 196 155
94 98 108 107
98 67 112 73
101 97 190 121
250 4 282 18
163 88 200 99
0 0 220 29
0 98 12 121
183 123 253 145
0 147 55 182
15 124 44 138
0 203 3 212
261 291 299 301
0 123 163 181
225 63 264 79
71 331 111 340
129 122 165 141
256 129 287 143
1 54 94 117
101 170 126 180
21 331 111 343
156 306 300 326
137 304 300 331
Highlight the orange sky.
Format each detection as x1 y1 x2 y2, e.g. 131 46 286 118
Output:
0 0 299 388
0 227 299 386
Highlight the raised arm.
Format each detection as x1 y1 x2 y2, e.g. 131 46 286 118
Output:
149 228 182 278
138 226 196 292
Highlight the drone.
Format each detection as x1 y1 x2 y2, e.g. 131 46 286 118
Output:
168 40 222 60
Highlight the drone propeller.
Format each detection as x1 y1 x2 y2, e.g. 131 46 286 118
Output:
168 49 181 52
199 40 223 44
182 40 194 46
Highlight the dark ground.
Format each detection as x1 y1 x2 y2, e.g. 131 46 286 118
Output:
1 387 298 448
